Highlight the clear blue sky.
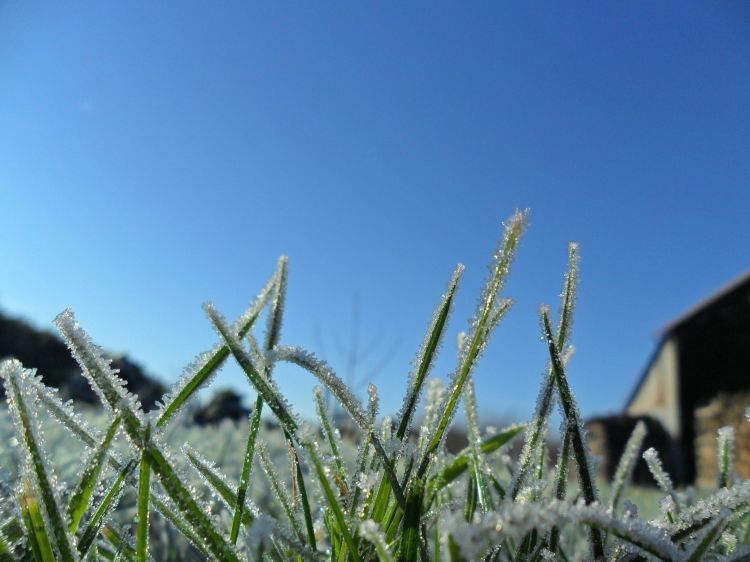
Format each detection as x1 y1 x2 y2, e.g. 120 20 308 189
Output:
1 2 749 424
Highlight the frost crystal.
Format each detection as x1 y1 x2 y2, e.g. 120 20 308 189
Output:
1 360 81 561
643 447 674 497
359 519 392 561
271 346 369 431
54 310 145 443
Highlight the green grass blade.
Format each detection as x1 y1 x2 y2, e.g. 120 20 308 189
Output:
230 396 262 544
418 210 527 479
548 429 571 553
540 307 604 559
685 516 726 562
272 347 407 511
142 443 243 562
348 390 378 518
100 527 136 562
32 376 212 559
67 415 122 534
147 497 207 558
314 387 345 481
78 461 135 558
260 256 320 550
56 311 242 559
264 256 288 351
609 421 647 514
204 303 321 550
305 444 362 562
512 242 579 500
31 377 103 450
181 444 257 527
397 480 424 562
431 424 525 491
1 361 80 562
289 434 318 552
155 268 277 429
18 477 55 562
205 303 299 433
463 352 492 513
136 425 151 562
257 441 306 545
395 264 464 441
54 311 145 444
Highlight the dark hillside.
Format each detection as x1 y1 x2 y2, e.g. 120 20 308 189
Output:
0 311 166 410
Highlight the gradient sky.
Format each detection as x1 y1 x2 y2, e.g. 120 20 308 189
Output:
1 2 749 425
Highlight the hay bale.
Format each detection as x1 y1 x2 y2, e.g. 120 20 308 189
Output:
694 392 750 488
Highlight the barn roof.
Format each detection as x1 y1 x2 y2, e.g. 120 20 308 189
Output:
659 270 750 336
624 270 750 411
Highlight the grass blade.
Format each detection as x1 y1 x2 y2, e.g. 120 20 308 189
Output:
395 264 464 441
155 267 277 429
314 387 345 482
305 443 362 562
57 310 245 562
684 515 726 562
136 425 152 562
271 347 407 511
182 444 257 525
462 331 492 513
540 307 604 559
418 210 527 479
609 421 647 514
205 304 299 433
257 441 306 545
78 461 135 557
230 399 262 544
142 442 243 562
18 476 55 562
512 242 579 500
1 360 80 562
54 310 145 444
548 429 571 553
348 388 378 518
431 423 525 491
67 415 122 534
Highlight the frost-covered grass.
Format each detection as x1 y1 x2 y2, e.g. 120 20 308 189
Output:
2 209 750 561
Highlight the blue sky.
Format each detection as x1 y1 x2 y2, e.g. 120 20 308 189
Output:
1 2 749 425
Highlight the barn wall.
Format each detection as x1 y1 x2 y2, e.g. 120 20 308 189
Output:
626 337 680 438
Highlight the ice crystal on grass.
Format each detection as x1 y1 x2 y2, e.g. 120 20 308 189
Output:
54 310 145 444
272 346 370 432
359 519 392 562
643 447 675 498
1 360 81 561
30 376 103 450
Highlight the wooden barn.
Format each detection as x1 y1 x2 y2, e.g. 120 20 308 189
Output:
589 271 750 486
